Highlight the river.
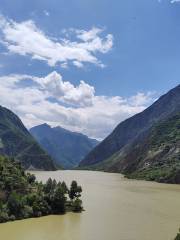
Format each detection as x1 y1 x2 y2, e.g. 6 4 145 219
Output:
0 170 180 240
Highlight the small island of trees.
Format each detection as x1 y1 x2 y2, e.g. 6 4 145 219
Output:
0 156 83 223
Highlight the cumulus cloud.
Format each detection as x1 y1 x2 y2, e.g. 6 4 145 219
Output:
0 72 156 139
0 15 113 68
33 71 95 107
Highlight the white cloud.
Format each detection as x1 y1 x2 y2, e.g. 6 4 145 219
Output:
33 71 95 107
0 72 156 139
0 15 113 68
73 60 84 68
129 92 156 106
76 27 103 41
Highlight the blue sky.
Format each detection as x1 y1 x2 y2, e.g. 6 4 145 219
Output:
0 0 179 139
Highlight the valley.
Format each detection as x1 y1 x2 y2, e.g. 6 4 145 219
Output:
0 170 180 240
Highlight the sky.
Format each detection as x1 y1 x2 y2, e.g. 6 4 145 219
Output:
0 0 180 140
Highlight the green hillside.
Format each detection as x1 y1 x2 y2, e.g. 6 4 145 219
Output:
85 114 180 183
0 106 56 170
80 85 180 169
125 113 180 183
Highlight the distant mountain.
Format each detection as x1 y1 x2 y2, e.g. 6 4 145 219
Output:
30 124 99 169
0 106 56 170
79 85 180 183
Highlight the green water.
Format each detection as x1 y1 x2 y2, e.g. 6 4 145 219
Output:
0 170 180 240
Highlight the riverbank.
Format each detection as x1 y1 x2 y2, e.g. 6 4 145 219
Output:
1 170 180 240
0 156 83 224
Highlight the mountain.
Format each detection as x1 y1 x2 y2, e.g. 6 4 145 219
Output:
0 106 56 170
30 124 99 169
122 113 180 183
79 85 180 183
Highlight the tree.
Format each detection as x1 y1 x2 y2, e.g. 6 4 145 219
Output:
0 155 83 223
61 181 68 194
69 181 82 200
43 178 53 194
7 192 24 218
32 195 50 217
27 173 36 184
51 186 66 214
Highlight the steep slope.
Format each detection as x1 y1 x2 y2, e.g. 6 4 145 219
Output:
124 114 180 183
30 124 99 169
80 84 180 168
88 114 180 183
0 106 55 170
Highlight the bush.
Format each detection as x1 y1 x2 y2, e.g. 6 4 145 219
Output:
72 198 83 212
0 210 9 222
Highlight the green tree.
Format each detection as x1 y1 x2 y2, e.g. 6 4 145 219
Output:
43 178 53 194
0 155 83 223
7 192 24 218
27 173 36 184
69 181 82 200
51 186 66 214
61 181 68 194
72 198 83 212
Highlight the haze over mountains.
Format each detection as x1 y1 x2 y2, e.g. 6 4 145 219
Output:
30 124 99 169
0 83 179 183
0 104 98 170
0 106 55 170
79 85 180 183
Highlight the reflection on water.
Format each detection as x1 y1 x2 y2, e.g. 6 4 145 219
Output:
0 170 180 240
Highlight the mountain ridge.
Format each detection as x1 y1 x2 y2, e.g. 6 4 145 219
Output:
0 105 56 170
79 85 180 183
30 123 99 169
80 84 180 167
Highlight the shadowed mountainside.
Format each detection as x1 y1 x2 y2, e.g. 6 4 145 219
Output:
30 124 99 169
0 106 56 170
79 85 180 183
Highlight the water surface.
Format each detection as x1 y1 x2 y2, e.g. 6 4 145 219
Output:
0 170 180 240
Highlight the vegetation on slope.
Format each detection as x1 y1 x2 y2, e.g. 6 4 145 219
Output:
0 106 56 170
30 123 99 169
80 113 180 184
125 113 180 183
80 84 180 168
0 156 83 223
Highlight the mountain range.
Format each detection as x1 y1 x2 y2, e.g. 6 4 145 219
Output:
0 84 179 183
30 124 99 169
0 106 55 170
79 85 180 183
